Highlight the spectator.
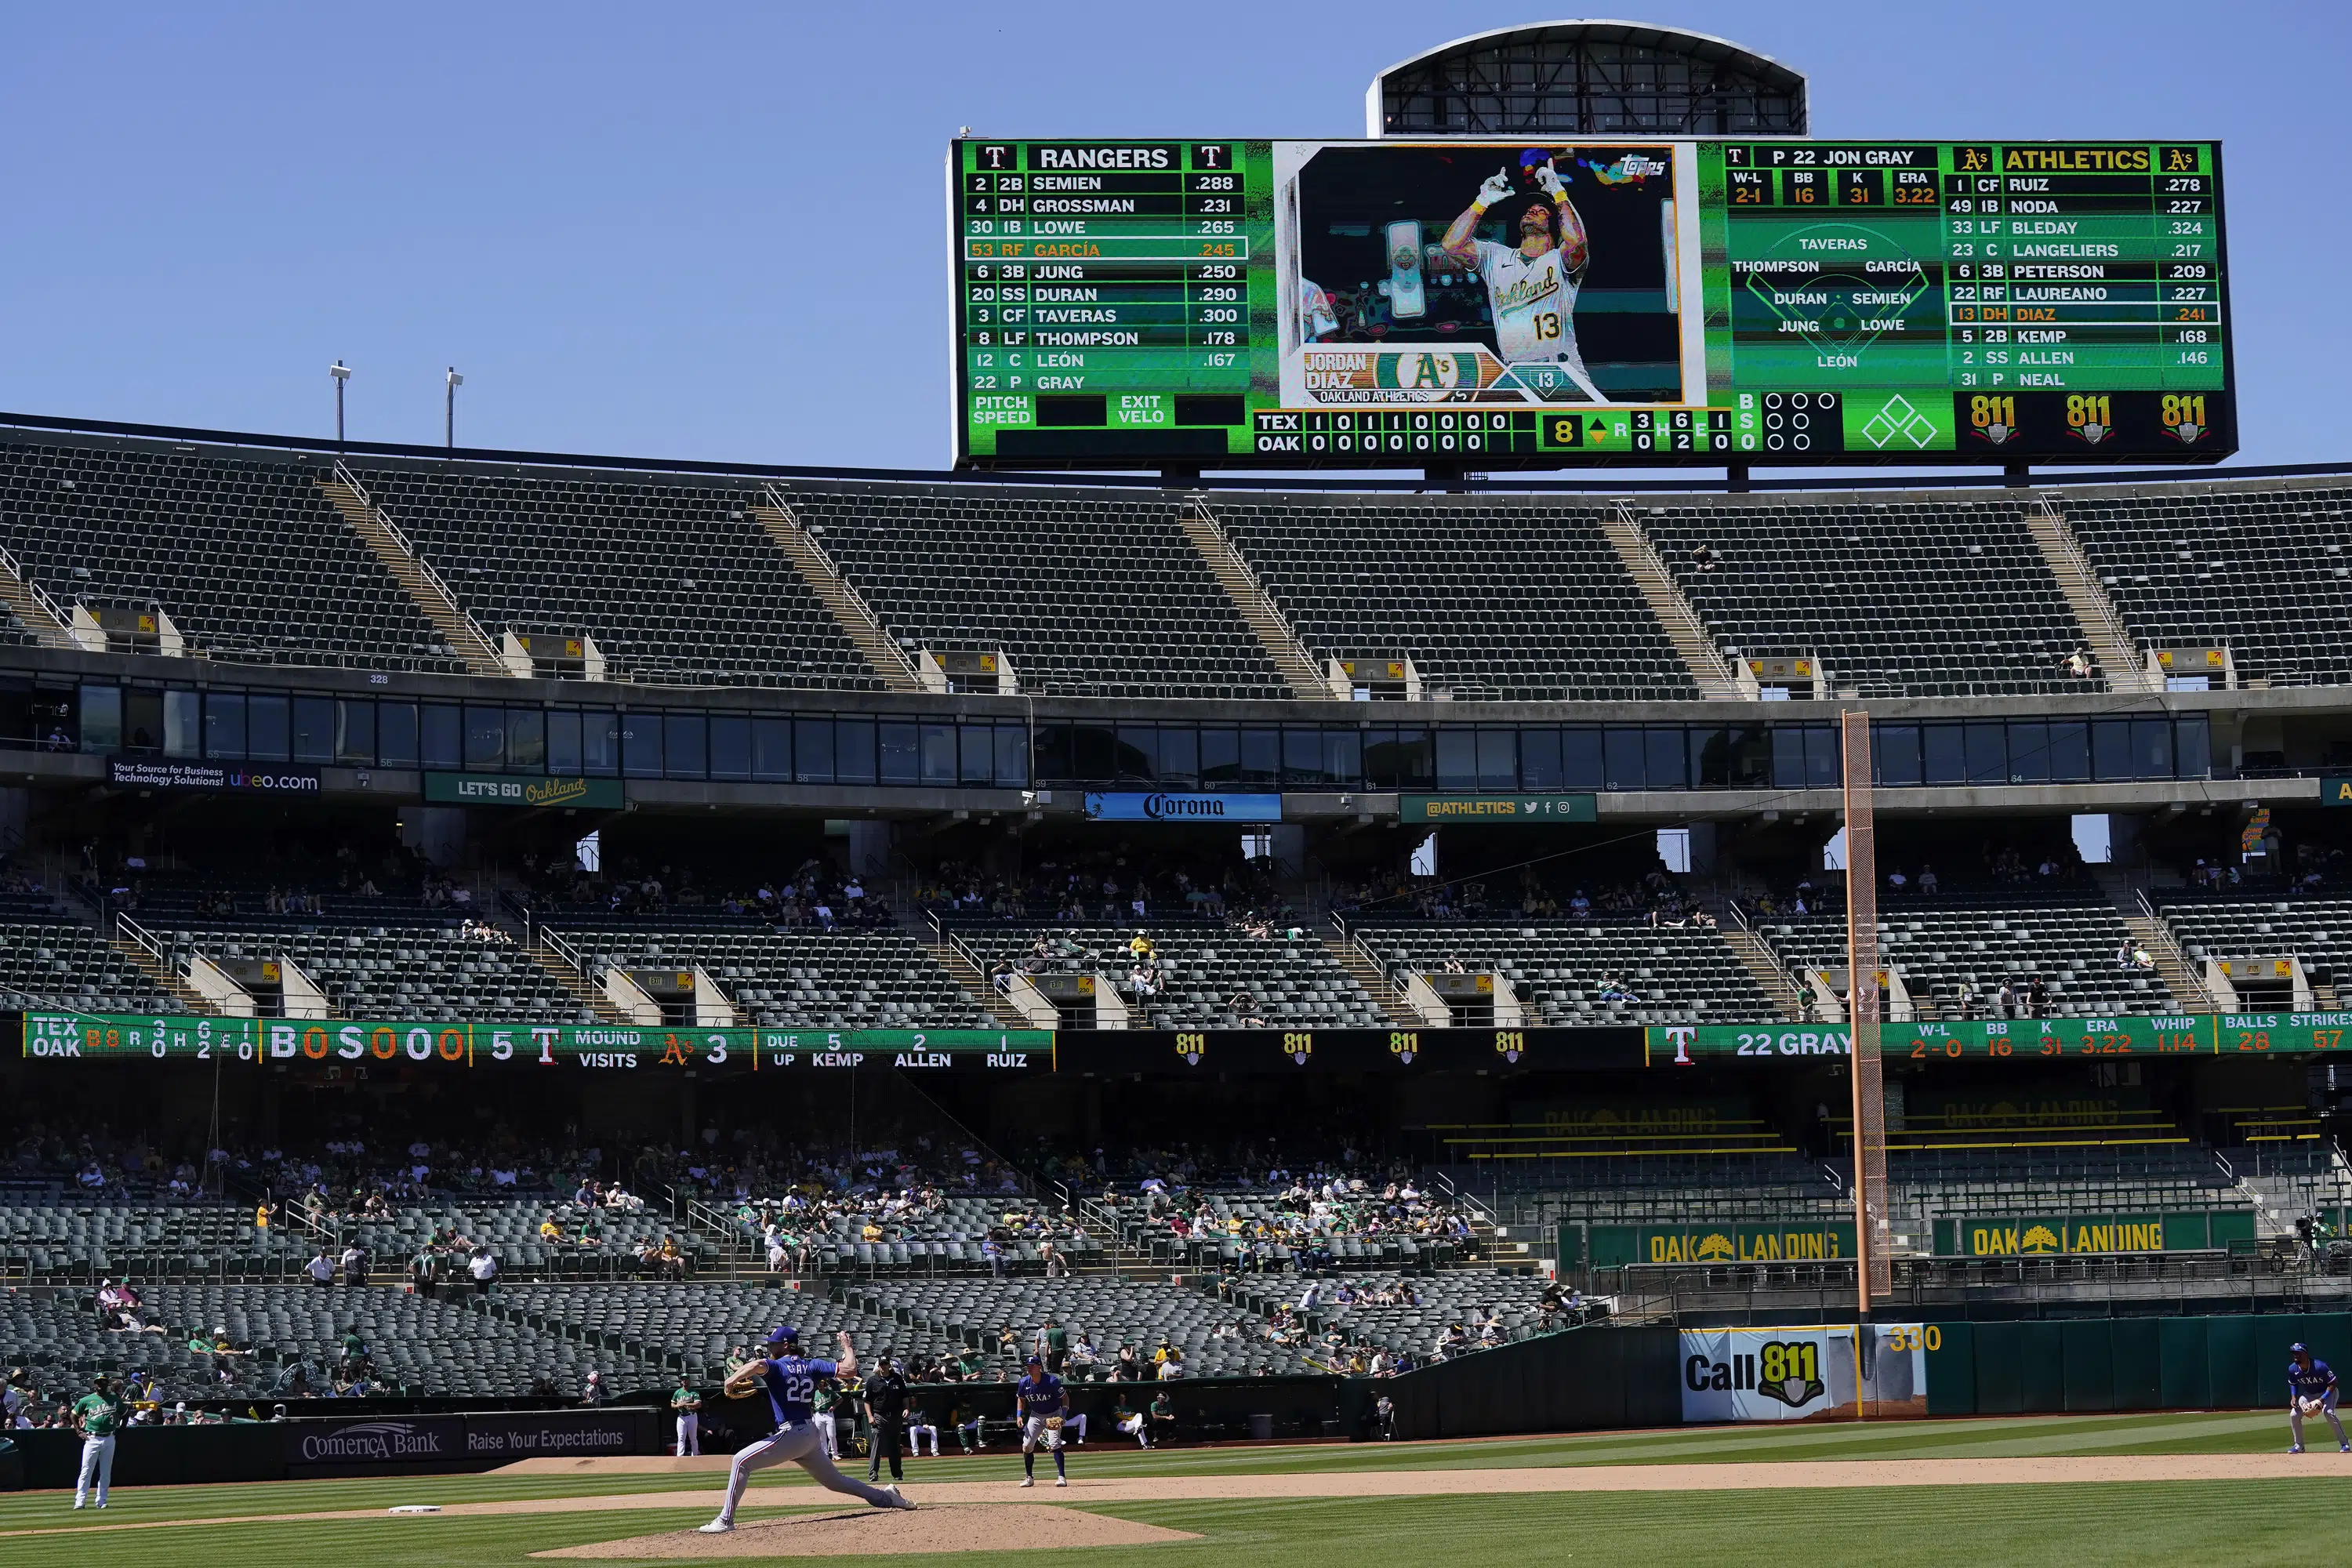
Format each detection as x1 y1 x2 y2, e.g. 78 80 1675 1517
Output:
305 1250 333 1288
1690 542 1719 572
467 1245 499 1295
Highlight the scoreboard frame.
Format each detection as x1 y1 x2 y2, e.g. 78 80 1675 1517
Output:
947 136 2234 474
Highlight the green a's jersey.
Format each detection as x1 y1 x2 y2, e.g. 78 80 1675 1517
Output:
74 1392 124 1437
814 1382 836 1413
672 1385 700 1410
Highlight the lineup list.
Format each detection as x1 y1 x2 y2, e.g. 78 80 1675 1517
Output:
1715 142 2224 397
958 141 1264 446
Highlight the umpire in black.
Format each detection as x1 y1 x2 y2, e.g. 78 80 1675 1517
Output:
864 1354 912 1484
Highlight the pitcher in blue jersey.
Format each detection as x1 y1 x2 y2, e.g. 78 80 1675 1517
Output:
2288 1342 2350 1454
1015 1352 1070 1488
700 1325 917 1533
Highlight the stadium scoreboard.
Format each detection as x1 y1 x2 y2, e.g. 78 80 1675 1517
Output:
949 137 2232 470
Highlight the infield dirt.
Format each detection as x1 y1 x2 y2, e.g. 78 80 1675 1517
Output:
9 1451 2349 1543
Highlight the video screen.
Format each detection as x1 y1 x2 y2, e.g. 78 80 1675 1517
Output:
1279 141 1688 407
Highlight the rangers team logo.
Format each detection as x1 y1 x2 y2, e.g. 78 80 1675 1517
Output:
1664 1025 1697 1065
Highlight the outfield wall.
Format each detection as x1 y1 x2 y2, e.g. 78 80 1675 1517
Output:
1922 1312 2347 1415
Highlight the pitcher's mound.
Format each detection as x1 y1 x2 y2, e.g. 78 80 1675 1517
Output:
532 1503 1200 1559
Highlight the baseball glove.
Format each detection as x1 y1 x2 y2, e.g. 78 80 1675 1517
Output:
2299 1396 2325 1417
1044 1415 1065 1430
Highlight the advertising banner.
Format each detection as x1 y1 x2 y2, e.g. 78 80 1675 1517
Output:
107 759 321 795
1679 1323 1930 1422
1591 1221 1855 1268
1083 792 1282 822
282 1410 654 1473
1400 793 1595 823
1932 1209 2256 1257
423 771 625 809
284 1414 466 1472
461 1409 653 1461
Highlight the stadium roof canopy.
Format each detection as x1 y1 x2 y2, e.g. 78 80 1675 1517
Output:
1367 20 1806 138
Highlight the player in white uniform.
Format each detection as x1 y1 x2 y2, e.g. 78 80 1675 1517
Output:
1440 151 1606 403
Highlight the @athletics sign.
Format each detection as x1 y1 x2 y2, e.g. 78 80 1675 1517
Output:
1402 793 1595 823
1083 792 1282 822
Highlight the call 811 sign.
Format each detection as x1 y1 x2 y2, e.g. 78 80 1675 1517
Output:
950 137 2230 470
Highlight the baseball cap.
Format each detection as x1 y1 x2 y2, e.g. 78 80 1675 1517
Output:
766 1324 800 1346
2292 1341 2310 1353
1026 1352 1044 1366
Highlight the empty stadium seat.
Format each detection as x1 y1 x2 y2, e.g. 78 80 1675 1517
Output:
1212 495 1697 700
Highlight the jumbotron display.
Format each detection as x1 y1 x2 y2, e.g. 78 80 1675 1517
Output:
949 137 2232 470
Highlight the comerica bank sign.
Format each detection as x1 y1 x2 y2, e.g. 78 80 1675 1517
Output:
1083 792 1283 822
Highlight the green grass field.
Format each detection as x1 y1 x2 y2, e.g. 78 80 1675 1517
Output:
5 1412 2351 1567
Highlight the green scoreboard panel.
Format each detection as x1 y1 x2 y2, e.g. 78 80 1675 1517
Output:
949 138 2232 470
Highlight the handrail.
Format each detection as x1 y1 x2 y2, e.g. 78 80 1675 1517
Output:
115 909 171 969
1185 497 1325 689
1330 909 1409 1014
1607 501 1743 694
539 925 590 976
332 459 502 666
0 539 72 635
1719 896 1810 1021
2030 493 2158 691
2135 886 2223 1010
760 482 926 688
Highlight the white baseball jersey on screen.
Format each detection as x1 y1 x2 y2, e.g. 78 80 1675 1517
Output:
1471 238 1582 365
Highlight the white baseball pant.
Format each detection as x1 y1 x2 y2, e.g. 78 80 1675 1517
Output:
1117 1413 1149 1446
716 1421 896 1526
75 1434 116 1507
812 1410 837 1458
1021 1414 1063 1452
675 1412 700 1456
907 1422 939 1456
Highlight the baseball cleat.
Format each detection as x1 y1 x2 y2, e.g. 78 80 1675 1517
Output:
2291 1446 2305 1454
1019 1475 1034 1487
698 1519 735 1534
1055 1475 1069 1487
885 1486 918 1510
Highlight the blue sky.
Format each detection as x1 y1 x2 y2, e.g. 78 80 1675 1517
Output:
3 3 2344 471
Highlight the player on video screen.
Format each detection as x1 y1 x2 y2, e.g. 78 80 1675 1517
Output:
1439 150 1606 403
